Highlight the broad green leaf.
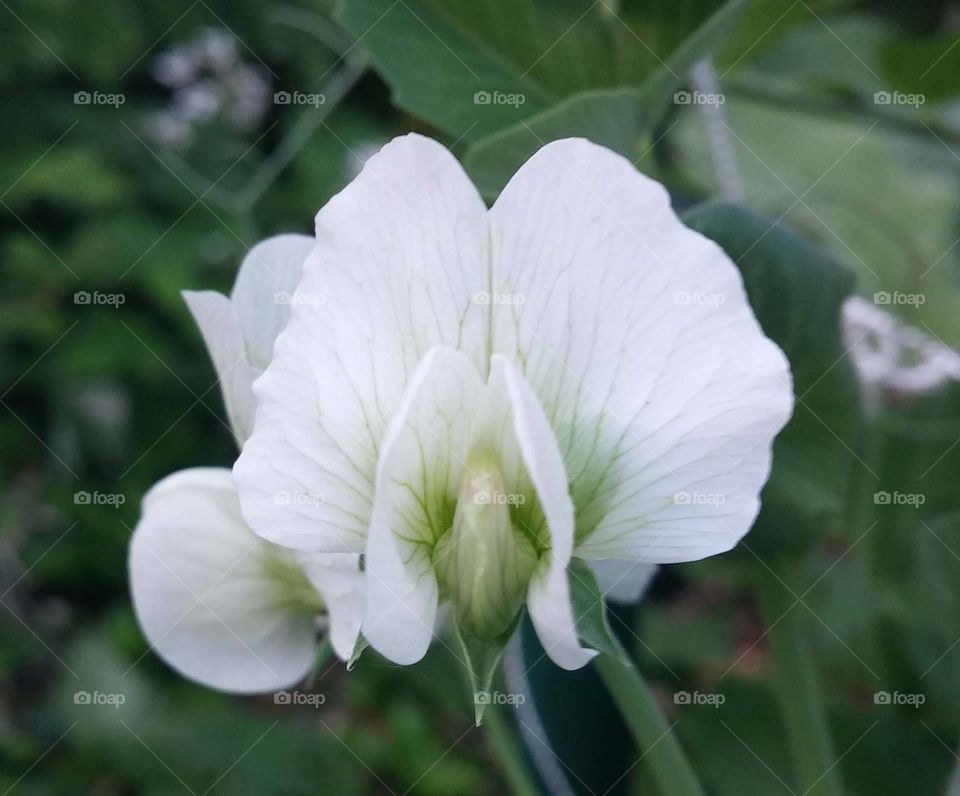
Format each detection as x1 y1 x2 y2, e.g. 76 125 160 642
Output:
337 0 745 150
881 30 960 102
463 0 747 196
466 86 643 198
862 385 960 623
672 94 960 345
684 200 860 554
336 0 599 139
717 0 860 74
0 146 131 211
746 13 887 96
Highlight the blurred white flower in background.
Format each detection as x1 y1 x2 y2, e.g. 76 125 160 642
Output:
233 134 794 675
147 28 271 150
842 296 960 408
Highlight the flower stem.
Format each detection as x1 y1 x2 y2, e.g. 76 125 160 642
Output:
595 645 704 796
482 700 540 796
756 564 844 796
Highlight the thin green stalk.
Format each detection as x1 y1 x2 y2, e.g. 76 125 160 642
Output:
756 564 844 796
595 643 704 796
459 657 539 796
482 700 540 796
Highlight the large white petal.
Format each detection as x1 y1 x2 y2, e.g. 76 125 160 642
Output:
235 134 489 553
182 291 257 446
493 356 596 670
230 233 314 371
489 138 793 563
363 347 482 665
128 468 321 693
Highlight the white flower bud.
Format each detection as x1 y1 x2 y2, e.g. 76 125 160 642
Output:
435 446 537 639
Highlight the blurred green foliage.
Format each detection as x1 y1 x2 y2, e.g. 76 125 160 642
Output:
3 0 960 793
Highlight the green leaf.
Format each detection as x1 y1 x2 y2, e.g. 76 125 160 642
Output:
463 0 748 196
671 91 960 344
745 13 886 96
881 29 960 102
568 558 627 662
717 0 861 76
337 0 745 153
336 0 588 140
0 146 131 211
683 200 861 554
465 86 645 198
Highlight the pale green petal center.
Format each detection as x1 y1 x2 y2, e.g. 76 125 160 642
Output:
434 445 538 639
260 546 325 616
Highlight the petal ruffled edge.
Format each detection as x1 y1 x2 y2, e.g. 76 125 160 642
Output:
182 291 257 446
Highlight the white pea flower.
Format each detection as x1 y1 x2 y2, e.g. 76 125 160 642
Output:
129 237 364 692
233 134 793 673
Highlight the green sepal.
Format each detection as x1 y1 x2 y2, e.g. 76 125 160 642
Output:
454 613 520 726
346 634 369 671
568 558 629 664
